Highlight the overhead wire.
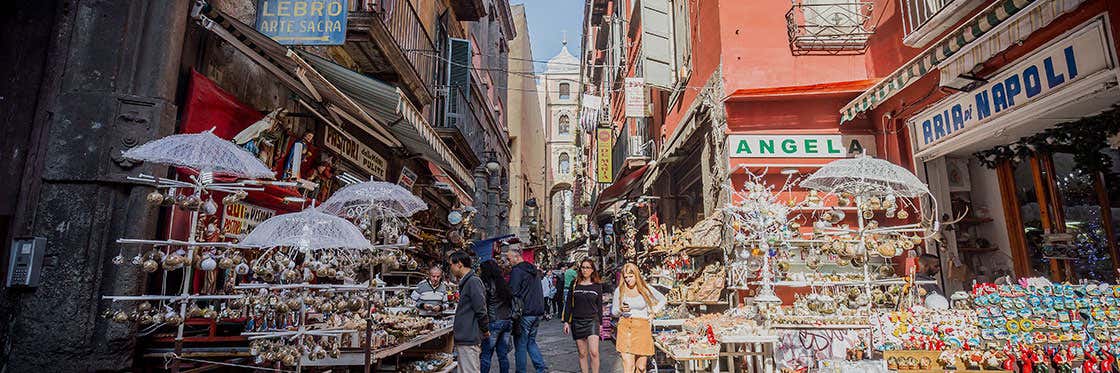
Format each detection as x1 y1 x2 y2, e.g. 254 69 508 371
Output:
413 51 716 94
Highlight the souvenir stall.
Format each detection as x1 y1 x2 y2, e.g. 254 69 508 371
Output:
644 155 944 372
98 132 461 372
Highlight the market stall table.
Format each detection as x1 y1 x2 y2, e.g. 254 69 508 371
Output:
300 325 453 367
719 334 778 373
655 340 721 373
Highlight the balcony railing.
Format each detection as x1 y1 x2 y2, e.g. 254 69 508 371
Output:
903 0 954 38
786 0 874 55
374 0 437 95
611 118 651 180
434 86 486 157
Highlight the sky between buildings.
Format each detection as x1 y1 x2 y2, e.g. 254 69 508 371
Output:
514 0 584 73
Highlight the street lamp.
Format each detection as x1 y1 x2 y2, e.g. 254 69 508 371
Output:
484 150 501 174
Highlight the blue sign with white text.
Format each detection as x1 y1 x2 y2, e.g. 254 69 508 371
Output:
909 22 1113 152
256 0 347 45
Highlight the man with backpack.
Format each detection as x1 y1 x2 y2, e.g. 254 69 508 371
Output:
505 245 549 373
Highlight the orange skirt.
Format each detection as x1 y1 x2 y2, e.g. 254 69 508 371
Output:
615 317 654 356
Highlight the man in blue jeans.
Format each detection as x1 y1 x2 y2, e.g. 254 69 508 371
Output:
505 245 549 373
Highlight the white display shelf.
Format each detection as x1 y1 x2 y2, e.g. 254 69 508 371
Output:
769 324 872 330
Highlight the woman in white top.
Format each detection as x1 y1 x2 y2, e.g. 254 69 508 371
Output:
612 262 666 373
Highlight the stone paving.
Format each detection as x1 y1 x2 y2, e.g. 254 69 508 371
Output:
485 317 623 373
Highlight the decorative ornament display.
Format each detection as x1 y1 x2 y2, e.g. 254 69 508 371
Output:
974 107 1120 173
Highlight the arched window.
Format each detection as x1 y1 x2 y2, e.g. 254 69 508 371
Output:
558 153 570 175
558 115 570 134
559 83 571 99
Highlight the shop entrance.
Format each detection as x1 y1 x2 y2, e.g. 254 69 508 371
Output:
1001 149 1120 283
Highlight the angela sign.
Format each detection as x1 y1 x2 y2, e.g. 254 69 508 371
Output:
910 20 1114 152
256 0 347 45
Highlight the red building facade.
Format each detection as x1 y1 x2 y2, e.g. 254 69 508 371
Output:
857 0 1120 292
582 0 1120 293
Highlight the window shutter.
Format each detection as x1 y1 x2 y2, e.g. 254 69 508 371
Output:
446 37 471 127
448 37 471 98
640 0 675 90
672 0 691 81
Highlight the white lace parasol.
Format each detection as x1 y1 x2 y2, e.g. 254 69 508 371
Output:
122 130 274 179
318 181 427 220
800 155 929 197
240 208 371 250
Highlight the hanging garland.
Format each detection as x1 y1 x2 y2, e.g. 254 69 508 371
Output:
973 106 1120 173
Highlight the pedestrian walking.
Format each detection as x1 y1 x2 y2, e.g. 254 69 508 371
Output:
562 259 605 373
612 262 666 373
480 260 514 373
552 266 565 319
506 245 549 373
563 263 577 301
541 270 556 320
449 252 489 373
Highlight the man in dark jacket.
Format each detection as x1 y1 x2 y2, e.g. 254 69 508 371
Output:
450 251 488 373
505 245 549 373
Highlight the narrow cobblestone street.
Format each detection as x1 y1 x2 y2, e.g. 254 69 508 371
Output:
488 318 623 373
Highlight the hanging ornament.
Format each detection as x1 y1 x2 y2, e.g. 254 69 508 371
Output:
112 249 125 265
234 259 249 274
218 256 234 270
146 190 165 205
142 259 159 273
199 256 217 271
202 197 218 215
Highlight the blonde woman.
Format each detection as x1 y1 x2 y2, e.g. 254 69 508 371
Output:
612 262 667 373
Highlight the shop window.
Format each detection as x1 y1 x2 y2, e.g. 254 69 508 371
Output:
1002 151 1119 283
558 115 570 134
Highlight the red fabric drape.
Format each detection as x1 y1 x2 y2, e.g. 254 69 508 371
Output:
180 69 266 137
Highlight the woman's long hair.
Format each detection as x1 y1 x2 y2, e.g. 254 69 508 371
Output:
480 260 512 300
619 262 654 308
576 258 602 284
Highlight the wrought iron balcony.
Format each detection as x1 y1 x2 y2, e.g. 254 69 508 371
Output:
433 86 485 167
611 118 651 180
347 0 436 105
900 0 982 47
786 0 874 55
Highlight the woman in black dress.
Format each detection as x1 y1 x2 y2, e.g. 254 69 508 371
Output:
562 258 604 373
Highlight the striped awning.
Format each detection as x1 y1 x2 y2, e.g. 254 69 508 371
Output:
297 51 476 192
839 0 1083 123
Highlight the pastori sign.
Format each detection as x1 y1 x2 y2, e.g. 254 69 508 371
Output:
728 134 871 158
911 21 1114 151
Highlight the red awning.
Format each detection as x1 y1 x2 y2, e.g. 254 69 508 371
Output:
592 164 649 215
427 161 473 206
725 79 878 102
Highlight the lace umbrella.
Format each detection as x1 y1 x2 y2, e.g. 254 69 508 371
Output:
800 155 929 197
122 130 274 179
318 181 427 220
240 208 371 250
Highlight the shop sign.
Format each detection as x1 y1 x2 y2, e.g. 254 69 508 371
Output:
625 78 646 117
596 128 614 183
398 166 417 190
222 202 276 236
911 21 1114 152
322 125 387 180
728 134 873 158
256 0 347 45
